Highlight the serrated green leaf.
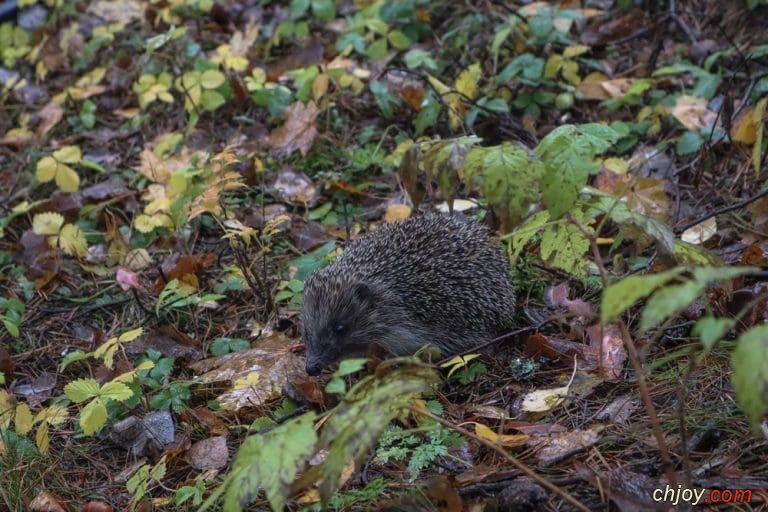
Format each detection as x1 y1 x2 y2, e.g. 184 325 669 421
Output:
101 381 134 401
539 219 590 278
80 398 108 435
213 412 318 512
640 279 706 333
601 268 685 324
731 325 768 431
509 210 549 263
64 378 101 403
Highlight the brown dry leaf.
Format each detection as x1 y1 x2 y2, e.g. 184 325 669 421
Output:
273 167 320 206
155 254 216 292
595 394 639 424
187 436 229 470
35 101 64 138
267 101 320 156
575 464 665 511
585 324 626 380
680 217 717 245
0 344 14 377
20 230 58 289
668 95 717 131
185 406 230 436
188 332 305 410
601 77 642 98
626 176 669 221
529 427 602 466
400 83 425 111
576 71 610 100
28 491 67 512
87 0 144 23
581 9 650 46
546 282 595 317
424 476 462 512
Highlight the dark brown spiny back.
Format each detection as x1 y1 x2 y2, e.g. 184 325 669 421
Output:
301 215 515 375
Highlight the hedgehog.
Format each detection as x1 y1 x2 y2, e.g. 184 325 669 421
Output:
300 214 516 375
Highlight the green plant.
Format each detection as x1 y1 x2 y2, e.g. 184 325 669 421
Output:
374 419 463 481
0 297 24 337
127 456 167 511
601 266 767 429
201 360 439 511
137 350 193 413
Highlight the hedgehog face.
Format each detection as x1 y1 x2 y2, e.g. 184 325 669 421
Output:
301 277 382 375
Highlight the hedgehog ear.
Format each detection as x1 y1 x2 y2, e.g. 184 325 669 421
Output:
352 281 377 305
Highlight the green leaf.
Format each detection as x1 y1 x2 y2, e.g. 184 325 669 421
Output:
200 70 226 89
539 217 590 278
80 398 108 435
536 123 621 218
200 89 226 111
387 30 411 50
640 279 706 333
100 381 135 402
64 379 101 403
692 317 734 354
311 0 335 22
367 37 388 60
601 268 685 324
676 130 705 155
731 325 768 431
60 350 89 371
206 412 318 512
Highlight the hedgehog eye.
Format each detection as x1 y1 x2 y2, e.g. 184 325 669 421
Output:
332 323 348 336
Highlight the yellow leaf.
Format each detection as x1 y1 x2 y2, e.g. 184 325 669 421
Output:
563 44 590 58
32 212 64 236
38 404 68 426
36 422 50 454
234 371 261 389
36 156 58 183
200 69 226 89
544 54 563 79
752 97 767 175
134 214 158 233
472 422 528 447
0 390 12 430
54 163 80 192
455 63 481 100
80 399 107 436
53 145 82 164
118 327 144 343
59 223 88 257
15 403 34 435
312 73 329 101
225 55 249 72
731 106 757 144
